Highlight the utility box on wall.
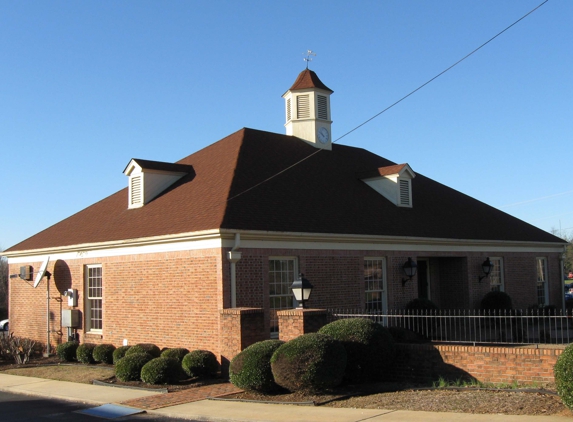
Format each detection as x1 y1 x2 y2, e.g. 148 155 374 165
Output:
62 310 80 328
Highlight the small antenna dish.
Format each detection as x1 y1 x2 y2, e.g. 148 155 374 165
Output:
34 257 50 288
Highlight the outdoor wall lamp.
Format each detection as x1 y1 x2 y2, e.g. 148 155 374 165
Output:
290 273 314 309
478 257 494 282
402 258 418 286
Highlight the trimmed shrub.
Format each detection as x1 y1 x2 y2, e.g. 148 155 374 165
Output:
270 333 347 392
388 326 430 344
229 340 284 392
555 343 573 409
161 347 190 362
115 352 153 382
405 298 439 311
125 343 161 358
480 291 512 312
76 343 96 364
141 357 183 385
113 346 131 364
56 341 79 362
318 318 396 383
93 344 116 364
182 350 219 378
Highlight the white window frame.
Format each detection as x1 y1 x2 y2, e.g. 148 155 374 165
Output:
268 257 298 338
85 264 103 333
489 257 504 292
536 257 549 306
364 257 387 312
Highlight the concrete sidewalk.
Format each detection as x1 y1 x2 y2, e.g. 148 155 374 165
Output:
0 373 571 422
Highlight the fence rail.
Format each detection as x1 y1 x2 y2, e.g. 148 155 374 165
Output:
327 308 573 345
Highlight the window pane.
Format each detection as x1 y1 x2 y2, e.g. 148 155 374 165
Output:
269 258 296 337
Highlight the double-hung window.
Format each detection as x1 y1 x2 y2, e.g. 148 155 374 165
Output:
269 257 297 338
489 258 504 292
364 258 387 311
85 265 103 332
536 257 548 306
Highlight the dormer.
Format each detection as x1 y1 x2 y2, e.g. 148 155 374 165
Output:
283 69 333 150
358 164 416 208
123 159 194 209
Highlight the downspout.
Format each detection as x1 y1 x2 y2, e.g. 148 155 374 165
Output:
227 233 242 308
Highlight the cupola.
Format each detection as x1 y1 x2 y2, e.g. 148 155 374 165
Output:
123 159 194 209
283 69 333 150
358 164 416 208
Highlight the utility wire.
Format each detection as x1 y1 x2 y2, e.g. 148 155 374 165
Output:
227 0 549 202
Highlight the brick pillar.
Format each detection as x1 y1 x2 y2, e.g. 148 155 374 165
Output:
277 309 327 342
219 308 266 375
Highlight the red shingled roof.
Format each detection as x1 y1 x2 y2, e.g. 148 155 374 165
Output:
6 128 563 252
288 69 333 92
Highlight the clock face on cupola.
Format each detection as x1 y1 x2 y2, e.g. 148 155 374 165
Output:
282 66 333 150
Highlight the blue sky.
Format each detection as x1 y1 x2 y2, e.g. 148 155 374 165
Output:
1 0 572 250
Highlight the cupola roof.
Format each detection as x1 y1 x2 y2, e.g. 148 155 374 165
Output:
287 69 333 93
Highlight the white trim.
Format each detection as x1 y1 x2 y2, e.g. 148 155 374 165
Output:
4 228 565 263
84 264 103 334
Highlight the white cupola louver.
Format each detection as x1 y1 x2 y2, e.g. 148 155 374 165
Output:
358 164 415 208
123 159 194 209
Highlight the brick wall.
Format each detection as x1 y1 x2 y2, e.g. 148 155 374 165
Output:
219 308 266 371
277 309 327 342
388 343 563 385
8 247 564 359
9 248 226 358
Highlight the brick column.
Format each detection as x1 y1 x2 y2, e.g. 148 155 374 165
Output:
219 308 266 374
277 309 327 342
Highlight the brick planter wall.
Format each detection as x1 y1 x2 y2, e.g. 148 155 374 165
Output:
277 309 327 342
219 307 266 373
389 343 564 385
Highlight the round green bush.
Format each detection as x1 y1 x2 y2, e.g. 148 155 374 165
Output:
161 348 190 362
554 343 573 409
405 298 439 311
125 343 161 358
115 352 153 382
388 326 430 344
93 344 116 364
480 291 512 312
270 333 347 392
113 346 131 364
229 340 284 392
141 357 183 385
76 343 96 364
56 341 79 362
318 318 396 383
182 350 219 378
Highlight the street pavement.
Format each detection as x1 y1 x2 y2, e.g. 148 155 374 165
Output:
0 373 571 422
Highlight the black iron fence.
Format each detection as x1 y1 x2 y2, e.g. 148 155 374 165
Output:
327 308 573 345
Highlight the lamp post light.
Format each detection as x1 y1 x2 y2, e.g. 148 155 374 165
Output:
401 257 418 286
290 273 313 309
479 257 494 282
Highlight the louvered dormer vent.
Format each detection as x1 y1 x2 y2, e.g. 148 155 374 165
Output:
358 164 415 208
123 159 194 209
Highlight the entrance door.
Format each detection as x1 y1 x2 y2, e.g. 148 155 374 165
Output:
417 259 430 300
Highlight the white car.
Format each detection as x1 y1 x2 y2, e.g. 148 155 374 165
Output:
0 319 8 331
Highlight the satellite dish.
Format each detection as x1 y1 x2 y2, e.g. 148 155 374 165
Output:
34 257 50 288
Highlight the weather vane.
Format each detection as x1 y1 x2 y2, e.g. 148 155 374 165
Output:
303 50 316 69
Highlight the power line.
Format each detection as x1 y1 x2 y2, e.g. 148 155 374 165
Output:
227 0 549 202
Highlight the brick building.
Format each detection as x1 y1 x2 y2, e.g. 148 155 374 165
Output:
2 69 567 361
